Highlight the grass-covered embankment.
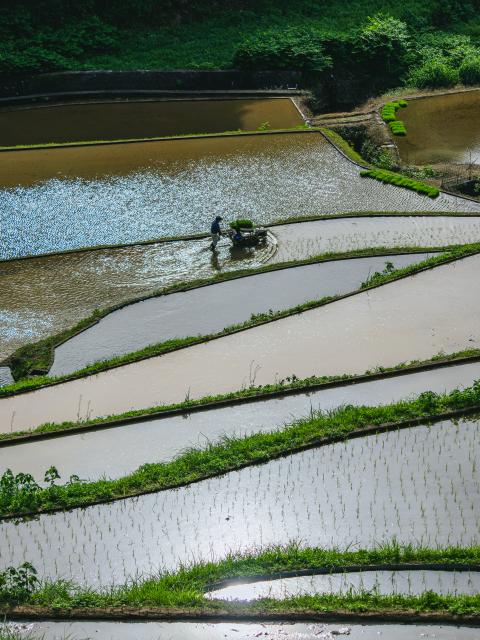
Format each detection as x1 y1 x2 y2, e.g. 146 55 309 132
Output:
360 169 440 197
2 380 480 518
2 244 477 395
2 543 480 617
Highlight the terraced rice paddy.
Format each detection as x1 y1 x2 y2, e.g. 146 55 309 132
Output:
3 96 480 627
0 98 304 146
50 253 433 376
208 570 480 600
5 621 479 639
2 253 479 431
1 132 479 260
396 90 480 165
5 214 480 361
3 359 479 482
1 416 478 585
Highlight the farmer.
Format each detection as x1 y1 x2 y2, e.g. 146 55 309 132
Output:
210 215 223 251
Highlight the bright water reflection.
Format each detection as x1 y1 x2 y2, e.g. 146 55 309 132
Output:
1 133 478 259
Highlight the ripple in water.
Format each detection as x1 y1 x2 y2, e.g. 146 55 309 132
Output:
1 133 478 259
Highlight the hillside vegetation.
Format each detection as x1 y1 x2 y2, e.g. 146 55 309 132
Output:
1 1 479 96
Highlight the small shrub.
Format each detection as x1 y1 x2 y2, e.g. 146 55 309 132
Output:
459 57 480 85
408 60 459 88
0 563 38 603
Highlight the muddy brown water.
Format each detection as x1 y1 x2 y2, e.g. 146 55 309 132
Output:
1 132 478 260
208 570 480 600
1 417 478 585
6 621 480 640
50 253 432 376
1 253 479 432
0 98 303 147
2 215 480 362
4 360 479 483
396 90 480 165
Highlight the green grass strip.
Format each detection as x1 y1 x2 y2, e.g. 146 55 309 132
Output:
381 100 408 136
319 126 370 165
3 543 480 612
360 169 440 198
2 379 480 518
2 244 476 397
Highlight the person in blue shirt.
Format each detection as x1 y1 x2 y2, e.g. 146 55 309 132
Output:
210 216 223 251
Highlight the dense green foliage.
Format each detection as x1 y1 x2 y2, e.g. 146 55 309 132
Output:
2 376 480 517
459 56 480 84
407 60 460 88
1 1 479 100
234 26 332 71
360 169 440 197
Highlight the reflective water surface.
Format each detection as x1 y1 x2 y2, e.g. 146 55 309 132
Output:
396 90 480 165
3 360 479 483
1 418 478 585
208 569 480 600
50 253 432 376
6 621 479 640
1 132 478 259
1 253 479 432
2 215 480 361
0 98 303 146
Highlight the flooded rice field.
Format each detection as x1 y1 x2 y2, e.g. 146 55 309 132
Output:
1 132 479 260
5 621 479 640
0 366 13 386
1 417 478 585
0 98 303 146
208 570 480 600
2 215 480 362
0 237 274 361
396 90 480 165
50 253 432 376
2 253 479 432
271 215 480 263
3 359 480 482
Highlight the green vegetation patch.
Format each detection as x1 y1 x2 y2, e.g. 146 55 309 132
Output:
2 378 480 518
381 100 408 137
2 544 480 615
1 245 475 397
360 169 440 197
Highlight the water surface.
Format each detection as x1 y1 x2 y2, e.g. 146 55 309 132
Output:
208 570 480 600
2 215 480 362
396 91 480 165
3 360 479 482
50 253 432 376
1 132 478 259
7 621 479 640
0 98 303 146
1 417 477 585
2 254 479 431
